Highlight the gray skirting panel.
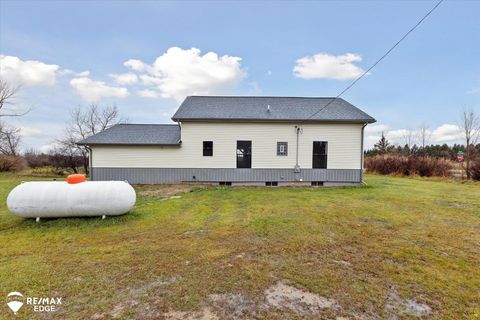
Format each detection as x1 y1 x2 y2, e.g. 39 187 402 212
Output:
91 167 362 184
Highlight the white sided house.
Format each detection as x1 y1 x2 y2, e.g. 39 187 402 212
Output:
78 96 376 186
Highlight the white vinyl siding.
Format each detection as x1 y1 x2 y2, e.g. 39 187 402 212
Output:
91 122 362 169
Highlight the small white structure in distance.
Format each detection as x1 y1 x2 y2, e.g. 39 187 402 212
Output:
7 180 136 219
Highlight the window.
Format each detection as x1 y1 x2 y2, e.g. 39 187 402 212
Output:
265 181 278 186
277 142 288 156
236 140 252 168
312 141 328 169
203 141 213 156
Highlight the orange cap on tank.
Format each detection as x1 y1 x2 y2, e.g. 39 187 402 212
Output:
66 174 87 184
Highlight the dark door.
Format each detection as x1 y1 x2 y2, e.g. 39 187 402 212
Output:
312 141 328 169
236 140 252 168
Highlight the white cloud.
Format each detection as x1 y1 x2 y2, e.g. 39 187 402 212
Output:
293 53 366 80
431 124 462 143
58 69 90 77
0 55 59 86
140 74 162 86
387 128 411 140
70 77 129 102
109 72 138 85
365 124 389 134
18 125 43 137
364 123 464 149
125 47 245 101
76 70 90 77
124 59 147 72
138 89 158 99
39 142 59 153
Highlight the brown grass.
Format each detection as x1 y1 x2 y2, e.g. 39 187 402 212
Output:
365 155 452 177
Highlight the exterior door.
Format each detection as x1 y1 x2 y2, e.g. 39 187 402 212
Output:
312 141 328 169
236 140 252 168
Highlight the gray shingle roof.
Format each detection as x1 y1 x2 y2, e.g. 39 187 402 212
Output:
172 96 375 123
77 124 181 145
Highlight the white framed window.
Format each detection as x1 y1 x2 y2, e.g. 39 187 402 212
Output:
277 142 288 156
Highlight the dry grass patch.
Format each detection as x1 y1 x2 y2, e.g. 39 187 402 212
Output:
138 184 197 198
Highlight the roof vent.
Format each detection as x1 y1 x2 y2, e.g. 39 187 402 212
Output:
267 104 271 112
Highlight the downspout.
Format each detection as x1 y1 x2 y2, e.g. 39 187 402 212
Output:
360 123 367 184
86 146 93 180
178 121 182 144
294 125 302 173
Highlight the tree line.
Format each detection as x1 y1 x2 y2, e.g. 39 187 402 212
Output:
365 111 480 180
366 132 480 161
0 80 121 174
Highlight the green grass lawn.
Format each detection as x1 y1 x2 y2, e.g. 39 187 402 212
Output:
0 173 479 319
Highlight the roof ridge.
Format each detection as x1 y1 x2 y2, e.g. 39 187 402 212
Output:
187 95 341 99
172 96 376 123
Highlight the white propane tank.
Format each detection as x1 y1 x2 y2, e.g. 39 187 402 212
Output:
7 180 136 218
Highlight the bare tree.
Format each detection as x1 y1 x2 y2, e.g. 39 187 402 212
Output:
58 104 121 174
0 79 29 117
460 107 480 179
0 79 29 156
0 122 21 155
418 123 431 149
402 128 417 155
49 145 84 174
402 128 416 147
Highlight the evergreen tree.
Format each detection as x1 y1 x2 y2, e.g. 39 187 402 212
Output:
374 132 392 154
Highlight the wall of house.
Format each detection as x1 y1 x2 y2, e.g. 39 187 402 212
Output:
91 122 363 170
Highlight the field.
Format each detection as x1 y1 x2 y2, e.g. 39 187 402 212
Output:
0 173 479 319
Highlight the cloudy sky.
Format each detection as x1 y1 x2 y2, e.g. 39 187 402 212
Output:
1 0 479 151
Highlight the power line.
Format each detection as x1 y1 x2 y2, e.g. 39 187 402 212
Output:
301 0 444 123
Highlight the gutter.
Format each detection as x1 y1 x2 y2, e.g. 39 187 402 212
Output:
360 123 368 183
75 143 182 146
172 118 376 124
85 145 93 180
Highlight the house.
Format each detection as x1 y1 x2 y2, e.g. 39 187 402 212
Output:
77 96 376 186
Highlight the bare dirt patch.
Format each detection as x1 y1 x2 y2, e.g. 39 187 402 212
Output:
181 229 207 237
209 293 257 319
98 276 180 319
139 184 195 198
385 286 432 318
161 195 183 201
95 279 436 319
333 260 352 267
162 307 219 320
264 281 338 314
446 202 471 208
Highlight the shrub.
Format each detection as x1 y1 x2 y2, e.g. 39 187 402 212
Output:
470 158 480 181
365 155 451 177
24 150 52 168
30 166 70 176
0 155 28 172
